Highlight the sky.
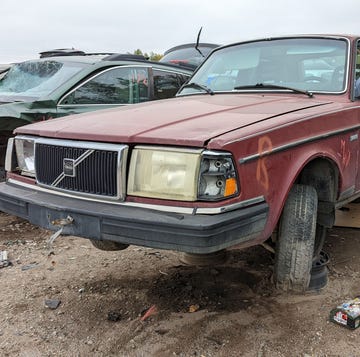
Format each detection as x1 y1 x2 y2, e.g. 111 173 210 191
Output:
1 0 359 63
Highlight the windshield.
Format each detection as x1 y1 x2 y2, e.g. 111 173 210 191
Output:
178 38 348 95
0 60 87 99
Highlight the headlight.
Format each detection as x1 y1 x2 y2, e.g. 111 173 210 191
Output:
128 146 202 201
127 146 238 201
15 137 35 177
198 151 238 201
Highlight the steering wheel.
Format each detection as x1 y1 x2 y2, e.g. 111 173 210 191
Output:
304 75 326 83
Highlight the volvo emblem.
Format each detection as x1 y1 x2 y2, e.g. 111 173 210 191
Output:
51 149 94 187
63 158 76 177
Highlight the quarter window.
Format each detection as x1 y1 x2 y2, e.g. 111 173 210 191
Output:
153 70 189 99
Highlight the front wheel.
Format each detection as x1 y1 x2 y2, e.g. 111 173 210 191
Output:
274 184 318 292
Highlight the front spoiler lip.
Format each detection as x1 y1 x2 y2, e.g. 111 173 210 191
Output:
0 181 269 254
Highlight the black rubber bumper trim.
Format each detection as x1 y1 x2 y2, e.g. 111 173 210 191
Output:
0 182 269 254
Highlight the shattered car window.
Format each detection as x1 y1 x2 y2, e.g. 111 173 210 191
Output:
0 60 86 98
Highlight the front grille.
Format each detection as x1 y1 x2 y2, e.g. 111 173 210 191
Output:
35 139 128 200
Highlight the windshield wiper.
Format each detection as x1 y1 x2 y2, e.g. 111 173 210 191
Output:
182 82 214 95
233 83 313 98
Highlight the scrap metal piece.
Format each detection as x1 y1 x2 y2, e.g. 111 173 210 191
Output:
47 227 63 254
47 215 74 254
0 250 10 268
21 263 39 271
45 299 61 310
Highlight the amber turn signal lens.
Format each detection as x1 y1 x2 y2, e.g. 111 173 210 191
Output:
224 177 237 197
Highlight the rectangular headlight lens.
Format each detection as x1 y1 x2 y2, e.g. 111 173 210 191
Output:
15 137 35 177
128 146 201 201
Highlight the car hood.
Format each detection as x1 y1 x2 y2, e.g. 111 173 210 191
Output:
16 94 336 146
0 94 40 104
0 99 59 132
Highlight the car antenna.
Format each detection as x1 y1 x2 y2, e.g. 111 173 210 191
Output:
195 27 205 57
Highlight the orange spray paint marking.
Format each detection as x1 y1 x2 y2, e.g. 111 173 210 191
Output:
340 139 351 168
256 136 273 191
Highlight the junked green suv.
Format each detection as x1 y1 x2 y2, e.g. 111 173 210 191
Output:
0 53 192 170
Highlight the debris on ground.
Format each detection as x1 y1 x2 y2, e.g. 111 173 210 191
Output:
0 250 11 268
21 262 39 271
44 299 61 310
330 296 360 329
107 311 122 322
189 304 200 313
140 305 158 321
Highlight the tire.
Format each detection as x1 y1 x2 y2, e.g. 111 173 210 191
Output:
90 239 129 251
274 184 318 292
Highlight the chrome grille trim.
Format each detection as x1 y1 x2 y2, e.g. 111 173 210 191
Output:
34 138 128 200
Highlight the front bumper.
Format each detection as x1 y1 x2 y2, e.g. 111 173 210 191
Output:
0 181 269 254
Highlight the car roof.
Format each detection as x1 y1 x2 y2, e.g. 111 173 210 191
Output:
102 58 193 72
163 43 220 56
215 34 358 51
25 52 193 73
31 54 109 65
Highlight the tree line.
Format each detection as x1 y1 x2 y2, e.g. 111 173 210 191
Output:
132 49 163 61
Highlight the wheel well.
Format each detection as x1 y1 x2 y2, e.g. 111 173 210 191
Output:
297 158 339 227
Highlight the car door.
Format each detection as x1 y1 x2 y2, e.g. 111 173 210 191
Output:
56 66 150 116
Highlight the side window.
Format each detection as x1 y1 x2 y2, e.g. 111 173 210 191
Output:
355 41 360 98
153 70 189 100
133 68 149 103
61 67 150 105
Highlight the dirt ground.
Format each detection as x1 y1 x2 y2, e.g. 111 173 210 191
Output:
0 211 359 357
